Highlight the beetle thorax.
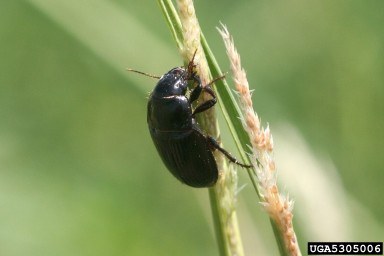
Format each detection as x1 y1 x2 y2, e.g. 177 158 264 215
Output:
147 95 193 131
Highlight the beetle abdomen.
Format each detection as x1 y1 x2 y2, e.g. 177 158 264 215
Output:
149 128 218 187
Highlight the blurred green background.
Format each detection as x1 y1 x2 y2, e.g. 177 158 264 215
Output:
1 0 383 255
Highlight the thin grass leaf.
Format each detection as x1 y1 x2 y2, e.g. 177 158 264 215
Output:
157 0 184 51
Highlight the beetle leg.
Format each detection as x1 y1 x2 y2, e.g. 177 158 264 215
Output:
189 75 203 104
190 74 226 116
191 86 217 116
205 135 253 168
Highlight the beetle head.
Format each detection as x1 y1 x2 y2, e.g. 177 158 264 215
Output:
153 67 189 97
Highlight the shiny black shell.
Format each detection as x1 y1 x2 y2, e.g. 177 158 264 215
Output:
147 67 218 187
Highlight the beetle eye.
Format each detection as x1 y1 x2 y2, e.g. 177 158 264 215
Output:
172 79 179 88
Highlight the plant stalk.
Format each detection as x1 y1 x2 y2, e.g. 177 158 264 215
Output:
157 0 245 255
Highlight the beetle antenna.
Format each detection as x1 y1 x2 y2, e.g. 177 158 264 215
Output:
187 49 198 76
206 72 227 87
127 68 161 79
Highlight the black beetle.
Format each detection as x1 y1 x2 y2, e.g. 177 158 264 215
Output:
129 53 252 187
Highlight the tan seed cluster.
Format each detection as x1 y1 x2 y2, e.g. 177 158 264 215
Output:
219 24 301 256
